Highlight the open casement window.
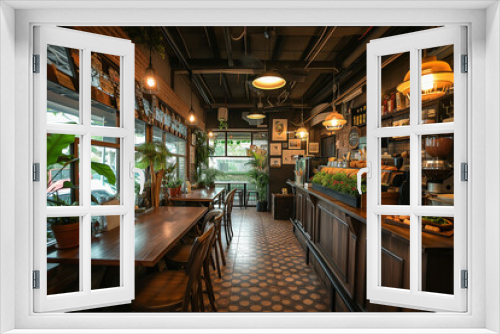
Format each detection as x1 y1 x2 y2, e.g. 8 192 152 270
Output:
33 26 136 312
365 26 467 312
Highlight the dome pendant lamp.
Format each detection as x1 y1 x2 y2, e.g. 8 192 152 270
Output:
322 81 346 131
252 28 286 90
397 55 454 101
295 103 309 139
247 96 267 120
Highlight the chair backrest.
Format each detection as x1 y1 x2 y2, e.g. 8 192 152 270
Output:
224 188 237 216
183 223 215 311
199 209 223 234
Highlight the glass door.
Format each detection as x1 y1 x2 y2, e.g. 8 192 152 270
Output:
33 26 135 312
364 26 467 312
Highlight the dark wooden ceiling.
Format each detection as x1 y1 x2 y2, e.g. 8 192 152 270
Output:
153 26 427 111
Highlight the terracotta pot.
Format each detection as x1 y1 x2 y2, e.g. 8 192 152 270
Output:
176 186 182 196
168 187 178 197
51 223 79 249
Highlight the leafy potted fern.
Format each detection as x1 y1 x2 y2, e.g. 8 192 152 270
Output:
167 178 182 197
246 150 269 212
199 168 225 188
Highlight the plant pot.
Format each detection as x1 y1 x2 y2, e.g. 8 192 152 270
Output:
168 187 177 197
256 201 268 212
176 185 182 196
312 183 361 208
208 183 215 189
51 223 79 249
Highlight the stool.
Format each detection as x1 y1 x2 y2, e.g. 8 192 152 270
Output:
245 190 258 206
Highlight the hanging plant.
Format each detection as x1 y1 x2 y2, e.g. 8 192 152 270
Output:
219 119 228 130
123 27 167 59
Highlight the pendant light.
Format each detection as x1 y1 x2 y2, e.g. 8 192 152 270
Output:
397 55 454 101
247 96 266 120
187 82 198 126
295 102 309 139
252 28 286 90
208 131 214 138
143 46 158 94
322 81 346 131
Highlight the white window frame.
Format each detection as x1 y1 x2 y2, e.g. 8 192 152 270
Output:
33 26 136 312
1 2 498 333
365 26 467 312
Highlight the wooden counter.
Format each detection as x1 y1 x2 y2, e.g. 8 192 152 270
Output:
287 181 453 312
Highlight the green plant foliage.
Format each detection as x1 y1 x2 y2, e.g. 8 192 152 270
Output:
167 179 182 188
194 130 215 181
219 119 228 130
311 171 366 196
135 141 172 171
246 150 269 202
124 27 167 59
199 168 225 185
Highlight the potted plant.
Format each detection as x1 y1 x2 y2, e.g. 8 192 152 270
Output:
199 168 225 188
135 141 172 208
46 133 116 249
167 178 182 197
246 150 269 212
194 130 215 185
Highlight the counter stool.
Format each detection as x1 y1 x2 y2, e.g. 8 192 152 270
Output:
245 190 258 206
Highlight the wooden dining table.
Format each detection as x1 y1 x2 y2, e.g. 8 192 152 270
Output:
46 206 208 267
169 187 224 206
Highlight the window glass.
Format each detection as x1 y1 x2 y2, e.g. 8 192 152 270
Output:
227 132 251 156
152 126 163 144
210 132 226 156
209 157 252 181
91 139 120 205
253 132 268 151
135 119 146 147
165 132 186 155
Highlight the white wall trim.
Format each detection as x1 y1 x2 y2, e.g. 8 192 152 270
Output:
0 2 17 333
1 2 497 333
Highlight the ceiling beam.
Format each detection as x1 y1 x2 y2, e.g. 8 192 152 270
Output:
221 73 233 102
204 27 220 58
160 27 212 106
223 27 234 68
206 102 311 109
271 35 285 61
172 60 336 71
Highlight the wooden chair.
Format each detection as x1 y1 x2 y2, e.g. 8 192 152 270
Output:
223 189 237 244
167 210 226 278
132 223 215 312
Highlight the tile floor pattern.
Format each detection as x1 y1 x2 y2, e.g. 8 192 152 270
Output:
207 208 331 312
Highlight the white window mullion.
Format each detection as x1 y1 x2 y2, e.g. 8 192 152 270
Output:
408 47 421 295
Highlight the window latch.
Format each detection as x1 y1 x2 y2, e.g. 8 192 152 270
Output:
461 162 468 182
461 54 468 73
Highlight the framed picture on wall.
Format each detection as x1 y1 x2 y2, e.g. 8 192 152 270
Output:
283 149 305 165
272 119 288 141
288 138 301 150
309 142 320 153
270 157 282 168
269 143 282 156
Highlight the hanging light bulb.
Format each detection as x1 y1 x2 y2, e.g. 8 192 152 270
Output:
143 48 158 94
295 102 309 139
323 79 346 131
208 131 214 138
187 85 198 126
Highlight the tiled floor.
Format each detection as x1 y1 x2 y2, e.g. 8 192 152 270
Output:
209 208 331 312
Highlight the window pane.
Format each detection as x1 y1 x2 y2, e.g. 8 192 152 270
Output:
381 215 410 290
253 132 268 151
91 138 120 205
209 157 251 181
47 45 80 124
152 126 163 144
420 216 454 294
227 132 251 156
47 133 80 207
210 132 226 156
380 137 410 205
422 134 454 206
165 132 186 156
420 45 454 124
90 52 120 127
46 216 80 295
135 119 146 147
178 157 186 181
382 52 410 128
91 215 121 290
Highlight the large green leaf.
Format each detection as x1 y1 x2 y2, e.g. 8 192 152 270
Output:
91 162 116 186
47 133 75 167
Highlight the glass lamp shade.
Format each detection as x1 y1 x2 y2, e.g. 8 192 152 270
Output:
322 110 347 130
208 131 214 138
144 64 158 93
396 56 454 101
247 111 266 120
295 127 309 139
252 72 287 90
